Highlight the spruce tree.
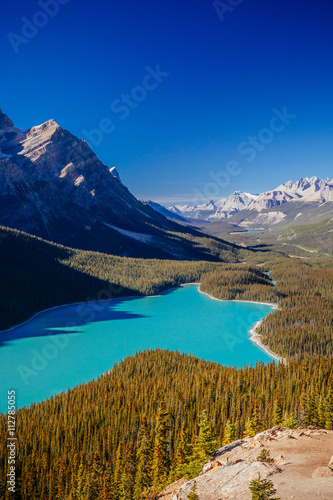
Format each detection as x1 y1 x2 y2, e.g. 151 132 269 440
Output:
283 412 297 429
187 481 199 500
113 442 123 496
152 403 170 489
222 420 236 446
76 459 87 499
272 393 283 426
134 418 152 500
171 425 192 480
249 473 280 500
186 410 217 478
100 473 114 500
325 389 333 430
317 396 326 428
245 417 256 437
195 410 217 458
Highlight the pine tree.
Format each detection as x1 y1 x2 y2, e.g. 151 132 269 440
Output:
118 469 131 500
252 407 263 434
127 443 136 498
56 458 67 499
325 389 333 430
222 420 236 446
113 442 123 495
272 393 283 426
257 449 273 463
283 412 297 429
134 418 152 499
171 425 192 480
249 473 280 500
245 417 256 437
317 396 326 428
195 410 217 459
100 473 114 500
152 403 170 489
185 410 217 478
187 481 199 500
26 460 38 499
76 459 87 499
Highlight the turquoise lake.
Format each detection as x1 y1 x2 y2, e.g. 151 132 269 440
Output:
0 285 275 413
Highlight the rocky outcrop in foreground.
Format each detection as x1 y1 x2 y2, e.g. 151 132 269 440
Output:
159 427 333 500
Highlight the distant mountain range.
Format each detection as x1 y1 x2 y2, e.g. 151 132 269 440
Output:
141 200 189 223
166 176 333 228
2 106 331 255
0 108 236 261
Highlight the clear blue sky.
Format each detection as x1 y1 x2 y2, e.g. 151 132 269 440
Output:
1 0 333 205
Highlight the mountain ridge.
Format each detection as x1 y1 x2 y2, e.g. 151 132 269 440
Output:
167 176 333 224
0 108 237 261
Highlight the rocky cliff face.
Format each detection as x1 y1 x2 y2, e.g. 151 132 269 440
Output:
159 427 333 500
0 109 235 260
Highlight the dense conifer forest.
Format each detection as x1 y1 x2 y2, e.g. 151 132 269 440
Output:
0 226 263 332
0 226 333 499
200 258 333 360
0 351 333 499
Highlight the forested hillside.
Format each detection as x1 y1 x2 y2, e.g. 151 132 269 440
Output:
0 226 262 332
200 258 333 361
1 226 333 360
0 350 332 499
1 227 333 499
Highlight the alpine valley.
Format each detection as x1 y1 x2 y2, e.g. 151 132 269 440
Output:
0 106 333 500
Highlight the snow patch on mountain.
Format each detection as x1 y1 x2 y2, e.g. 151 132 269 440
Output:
109 167 121 181
169 199 225 220
103 223 153 243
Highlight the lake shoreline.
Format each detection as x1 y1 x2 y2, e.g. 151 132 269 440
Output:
248 319 287 365
197 284 286 365
0 282 285 366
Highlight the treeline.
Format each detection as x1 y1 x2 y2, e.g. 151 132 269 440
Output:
0 226 267 332
199 258 333 361
1 226 333 360
258 258 333 360
0 349 332 499
200 266 276 303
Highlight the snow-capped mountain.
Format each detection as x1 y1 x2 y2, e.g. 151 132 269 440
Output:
208 192 258 220
168 194 256 221
249 176 333 211
167 177 333 223
207 176 333 230
169 199 225 220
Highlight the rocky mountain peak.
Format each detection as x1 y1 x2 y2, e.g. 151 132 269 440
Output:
0 108 14 130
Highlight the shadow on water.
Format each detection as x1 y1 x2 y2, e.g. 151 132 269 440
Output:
0 299 148 347
0 228 152 332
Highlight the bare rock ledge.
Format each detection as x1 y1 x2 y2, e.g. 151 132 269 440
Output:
158 427 333 500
